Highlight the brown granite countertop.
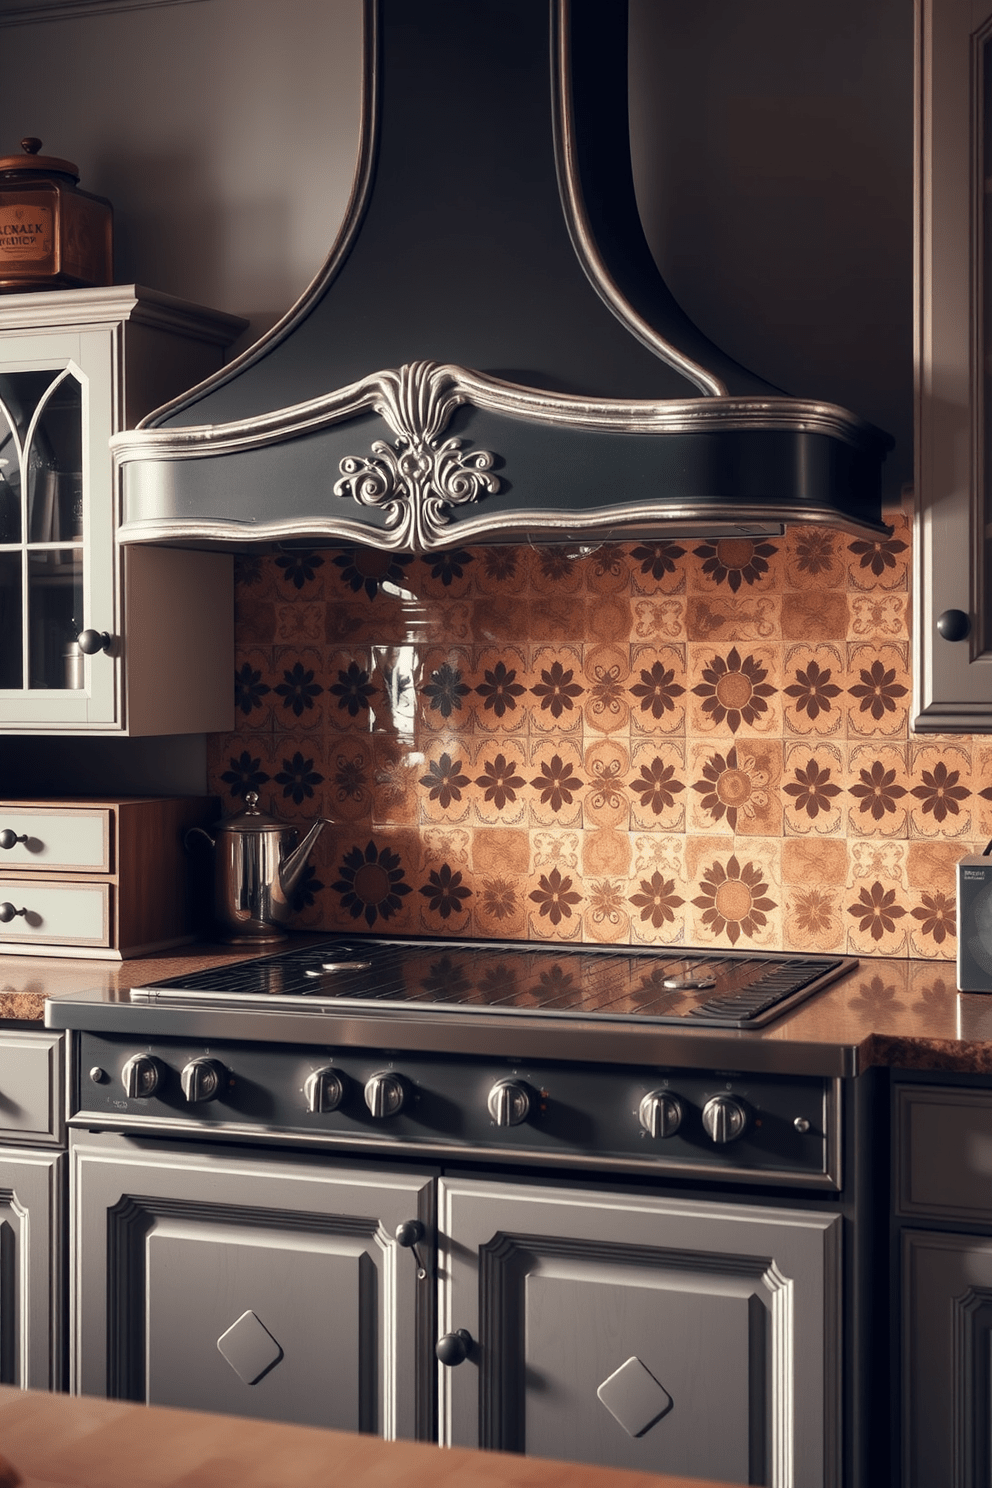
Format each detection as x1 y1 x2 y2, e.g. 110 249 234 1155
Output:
4 943 992 1075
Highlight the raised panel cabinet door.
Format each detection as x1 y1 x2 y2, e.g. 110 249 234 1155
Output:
70 1132 433 1440
0 1147 64 1390
437 1178 841 1488
903 1229 992 1488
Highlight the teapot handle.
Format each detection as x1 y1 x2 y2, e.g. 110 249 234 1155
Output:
184 826 216 852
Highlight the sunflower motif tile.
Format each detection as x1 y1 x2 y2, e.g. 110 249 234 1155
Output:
686 739 781 836
469 741 528 826
468 645 529 735
526 645 585 736
326 546 415 604
686 642 780 738
779 590 850 645
528 738 584 828
584 739 634 830
782 742 845 836
628 541 688 595
846 742 911 837
784 524 846 589
327 832 417 933
583 642 631 734
628 644 688 737
845 642 911 738
687 537 784 596
627 740 685 832
781 643 845 737
907 742 972 839
685 836 782 950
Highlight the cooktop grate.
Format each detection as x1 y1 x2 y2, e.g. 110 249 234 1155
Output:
130 938 853 1029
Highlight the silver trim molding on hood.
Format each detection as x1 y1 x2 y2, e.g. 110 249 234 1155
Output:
112 0 892 552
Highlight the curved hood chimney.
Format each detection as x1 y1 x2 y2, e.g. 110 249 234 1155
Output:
112 0 892 553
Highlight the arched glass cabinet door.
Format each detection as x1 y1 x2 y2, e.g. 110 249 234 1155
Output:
0 366 86 697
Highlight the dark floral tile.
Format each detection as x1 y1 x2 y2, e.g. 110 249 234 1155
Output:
907 742 972 839
526 646 584 735
417 853 473 932
328 833 417 932
685 642 780 737
781 883 846 953
418 744 474 825
413 547 476 598
845 873 910 956
845 642 911 739
782 742 845 837
687 537 783 596
585 543 633 596
469 646 529 735
784 525 846 589
685 836 781 950
469 741 528 826
474 545 526 595
270 646 328 733
527 739 584 828
524 544 586 595
845 513 911 593
906 840 968 962
628 540 687 595
328 546 416 602
687 739 782 837
584 739 634 831
526 861 585 941
629 644 688 737
323 649 375 733
417 648 473 734
625 740 685 833
273 548 326 596
233 648 277 732
846 742 911 838
781 643 845 738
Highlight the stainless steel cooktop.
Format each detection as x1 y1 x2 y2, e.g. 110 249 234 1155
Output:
129 937 854 1031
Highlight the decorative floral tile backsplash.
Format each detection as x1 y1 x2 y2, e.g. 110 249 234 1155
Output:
206 510 984 960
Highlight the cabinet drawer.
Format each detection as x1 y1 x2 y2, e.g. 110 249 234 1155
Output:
0 880 111 948
0 1032 63 1144
0 808 111 873
897 1086 992 1220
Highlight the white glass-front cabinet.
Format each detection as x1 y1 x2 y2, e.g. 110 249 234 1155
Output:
915 0 992 728
0 287 244 734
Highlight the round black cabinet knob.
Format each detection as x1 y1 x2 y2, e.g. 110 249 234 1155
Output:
0 903 26 923
937 609 971 642
395 1219 425 1249
76 628 113 655
180 1057 226 1104
487 1079 532 1127
304 1067 345 1114
435 1329 472 1366
638 1091 684 1139
364 1071 406 1119
121 1053 161 1099
701 1095 748 1144
0 830 27 850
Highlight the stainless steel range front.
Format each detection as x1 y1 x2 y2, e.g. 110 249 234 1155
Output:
46 935 878 1488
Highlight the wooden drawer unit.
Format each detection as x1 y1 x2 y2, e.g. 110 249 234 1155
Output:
0 796 214 959
896 1085 992 1222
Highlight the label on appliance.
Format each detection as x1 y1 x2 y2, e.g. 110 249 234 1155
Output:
0 204 52 259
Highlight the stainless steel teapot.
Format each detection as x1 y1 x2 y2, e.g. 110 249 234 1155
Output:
186 792 329 943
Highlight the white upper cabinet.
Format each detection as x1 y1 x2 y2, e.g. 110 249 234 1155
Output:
915 0 992 729
0 286 244 734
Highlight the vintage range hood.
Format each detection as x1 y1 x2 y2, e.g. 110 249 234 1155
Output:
112 0 892 554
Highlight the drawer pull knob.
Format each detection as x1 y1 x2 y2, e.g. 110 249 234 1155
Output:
77 628 113 655
0 831 27 850
436 1329 472 1366
0 903 26 923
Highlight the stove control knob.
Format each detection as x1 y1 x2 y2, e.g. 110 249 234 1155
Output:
121 1054 161 1099
364 1071 406 1119
487 1079 532 1127
702 1095 748 1145
305 1066 345 1114
638 1090 683 1139
180 1058 226 1104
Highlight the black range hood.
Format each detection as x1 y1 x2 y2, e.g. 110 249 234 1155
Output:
112 0 892 553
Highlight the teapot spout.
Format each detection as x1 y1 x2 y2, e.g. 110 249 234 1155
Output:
279 818 329 900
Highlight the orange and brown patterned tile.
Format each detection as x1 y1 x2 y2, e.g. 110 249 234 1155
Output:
846 742 911 837
233 646 278 734
905 840 961 960
315 648 372 735
631 594 686 644
783 524 847 589
324 546 415 604
686 537 785 596
529 595 589 645
780 642 844 737
325 737 375 824
629 643 689 737
524 544 587 596
845 642 911 739
271 548 330 600
782 741 846 836
580 825 631 881
583 642 632 734
370 738 422 827
628 541 688 596
970 742 992 840
780 589 849 645
782 835 849 892
627 739 685 832
470 827 529 938
586 595 636 646
235 591 278 646
468 645 529 735
685 641 781 738
417 647 473 734
470 594 532 645
686 738 781 837
416 741 474 825
584 739 634 830
526 645 585 736
685 593 781 644
847 591 910 643
411 548 477 600
781 883 847 954
845 513 911 593
272 598 325 647
684 835 782 951
474 545 527 595
907 741 972 839
586 543 634 597
583 876 632 943
324 830 419 935
416 856 474 934
845 857 911 958
527 738 585 828
234 552 281 602
467 740 529 826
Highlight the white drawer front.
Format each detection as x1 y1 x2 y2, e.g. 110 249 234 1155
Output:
0 881 110 947
0 808 111 873
0 1032 63 1142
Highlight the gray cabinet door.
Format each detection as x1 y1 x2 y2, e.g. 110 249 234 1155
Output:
0 1145 63 1389
903 1228 992 1488
437 1177 841 1487
71 1132 433 1439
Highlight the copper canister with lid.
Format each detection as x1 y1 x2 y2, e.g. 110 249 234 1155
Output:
0 137 112 292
